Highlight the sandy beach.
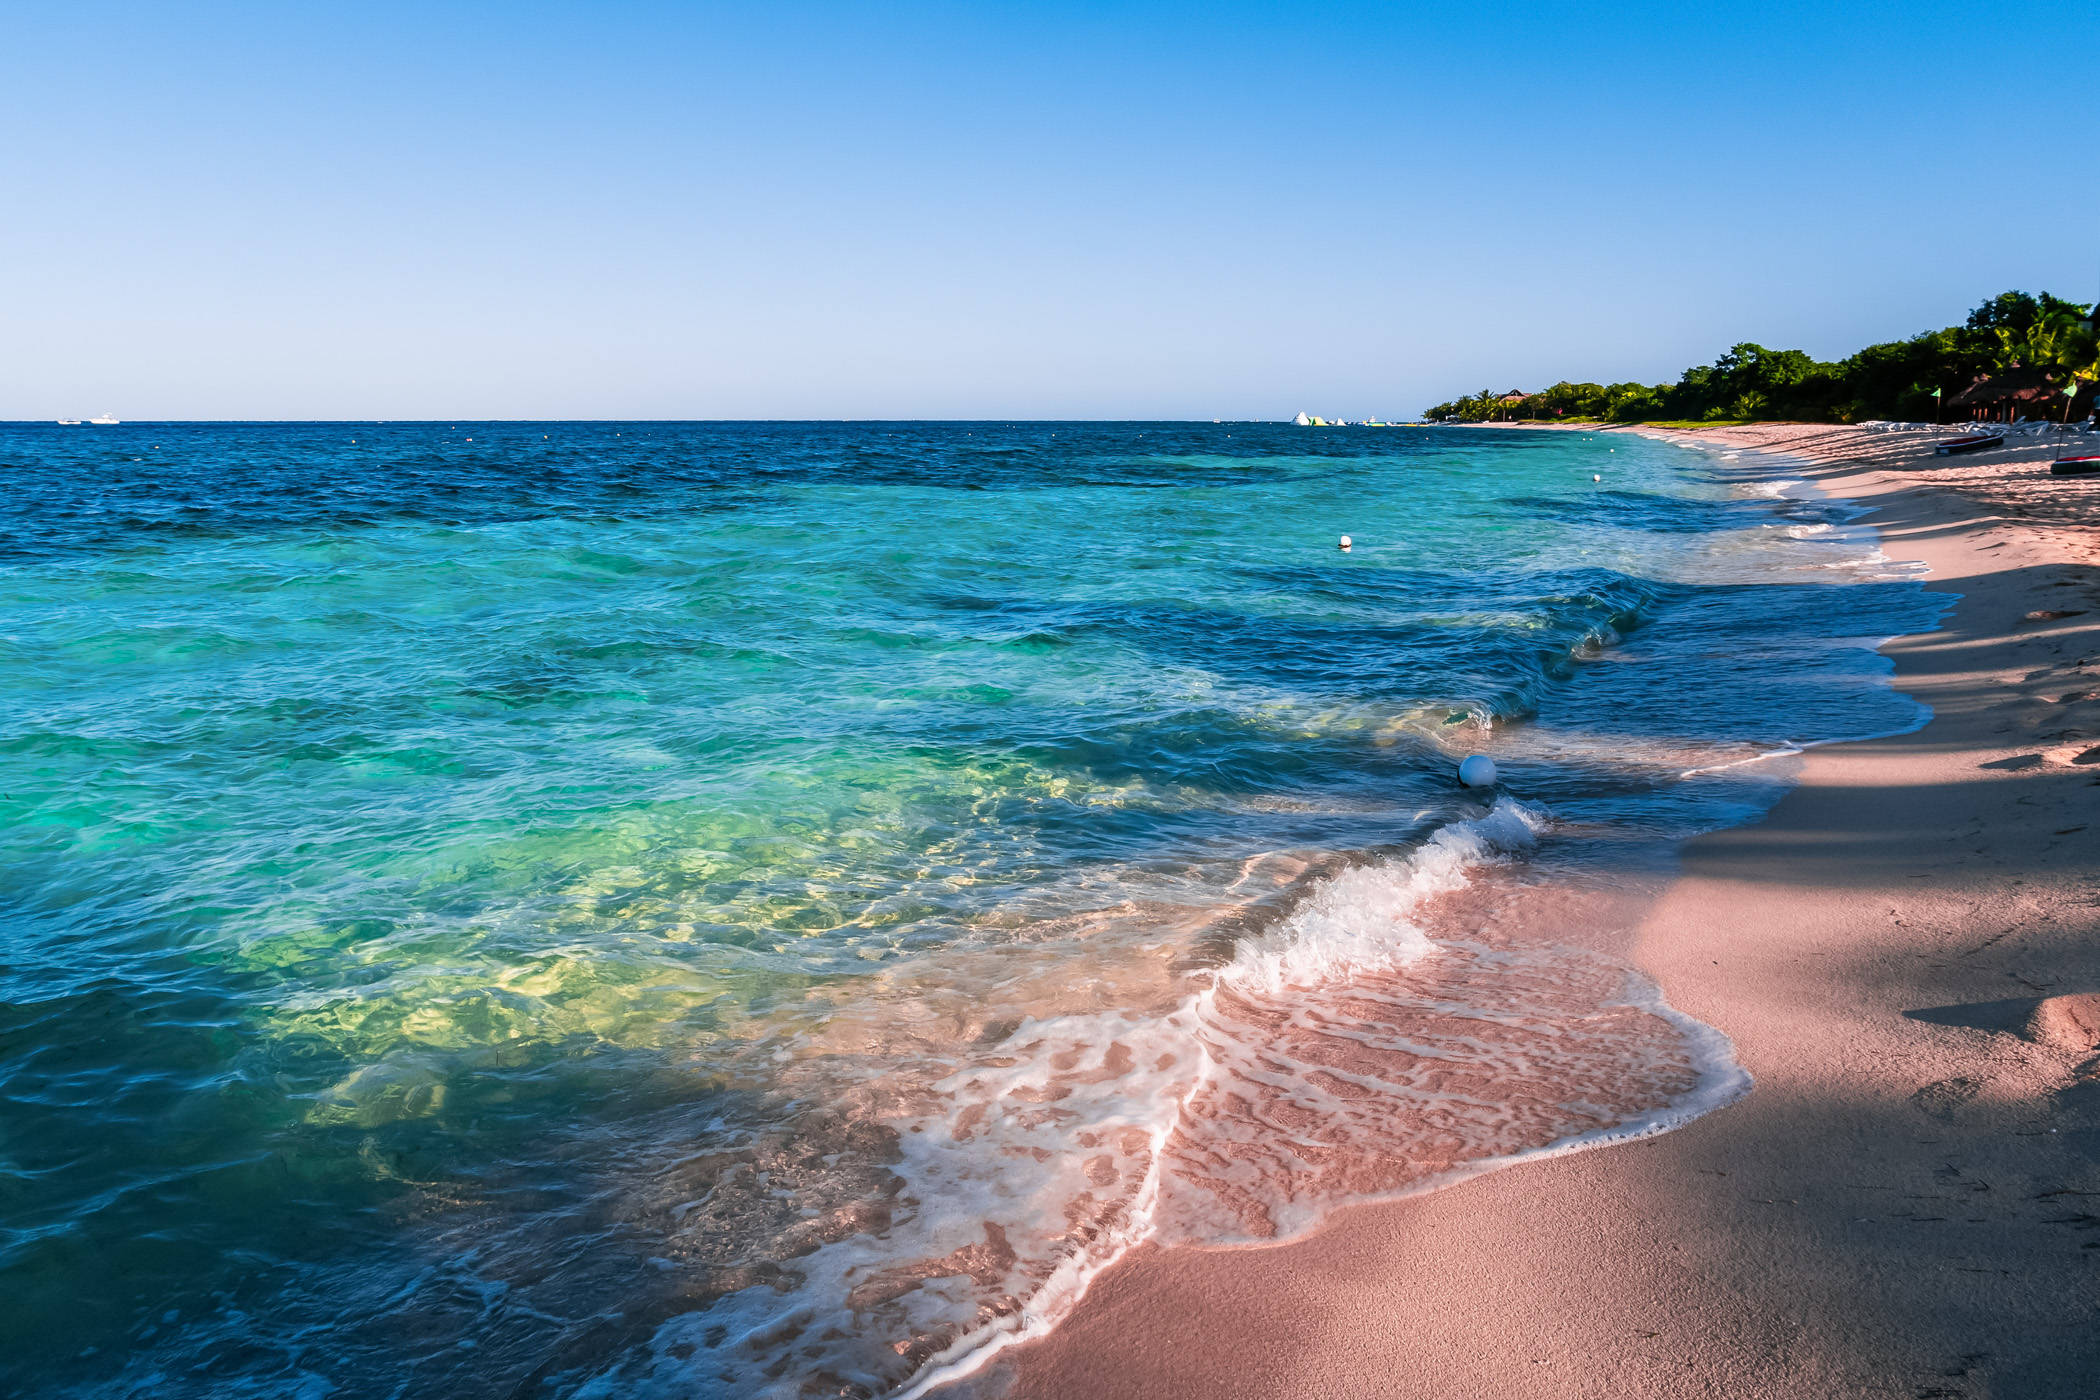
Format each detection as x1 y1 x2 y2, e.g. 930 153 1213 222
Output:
988 425 2100 1399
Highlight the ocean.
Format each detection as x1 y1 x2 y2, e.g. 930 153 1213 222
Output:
0 421 1946 1398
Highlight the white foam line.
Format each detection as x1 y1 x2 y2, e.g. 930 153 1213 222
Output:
1676 725 1901 778
893 1017 1188 1400
893 800 1737 1399
1677 639 1937 777
894 1083 1179 1399
1678 742 1808 777
897 805 1533 1397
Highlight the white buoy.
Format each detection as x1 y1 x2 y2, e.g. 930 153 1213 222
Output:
1457 754 1498 787
1593 474 1601 482
1338 534 1352 550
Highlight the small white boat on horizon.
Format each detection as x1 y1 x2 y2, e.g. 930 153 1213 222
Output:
56 418 82 425
88 412 120 425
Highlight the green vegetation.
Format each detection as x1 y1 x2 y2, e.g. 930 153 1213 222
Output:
1426 290 2098 424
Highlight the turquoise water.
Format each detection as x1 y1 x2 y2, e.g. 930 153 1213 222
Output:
0 422 1943 1397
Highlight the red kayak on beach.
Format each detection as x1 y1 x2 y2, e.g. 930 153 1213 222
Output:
2050 454 2100 476
1935 432 2005 456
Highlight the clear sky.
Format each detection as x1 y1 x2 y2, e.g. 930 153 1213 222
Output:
4 1 2095 421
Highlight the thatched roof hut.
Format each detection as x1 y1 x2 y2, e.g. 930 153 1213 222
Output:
1947 366 2072 412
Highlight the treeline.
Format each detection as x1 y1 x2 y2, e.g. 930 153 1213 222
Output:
1426 290 2097 424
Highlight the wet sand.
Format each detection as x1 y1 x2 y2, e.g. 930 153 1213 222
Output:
984 425 2100 1399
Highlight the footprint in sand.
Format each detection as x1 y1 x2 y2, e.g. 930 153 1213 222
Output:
1912 1078 1982 1119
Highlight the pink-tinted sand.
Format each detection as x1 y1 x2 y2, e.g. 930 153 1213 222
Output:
977 426 2100 1399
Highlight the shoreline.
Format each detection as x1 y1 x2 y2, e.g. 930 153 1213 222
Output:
980 425 2100 1398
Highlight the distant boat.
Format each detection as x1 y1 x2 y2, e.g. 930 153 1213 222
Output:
1934 431 2002 456
56 418 81 425
2049 454 2100 476
88 412 119 425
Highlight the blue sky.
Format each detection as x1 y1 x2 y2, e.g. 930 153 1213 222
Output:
4 1 2094 420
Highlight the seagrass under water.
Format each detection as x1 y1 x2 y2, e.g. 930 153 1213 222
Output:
0 422 1944 1397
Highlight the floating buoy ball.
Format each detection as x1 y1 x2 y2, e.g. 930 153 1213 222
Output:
1457 754 1498 787
1338 535 1352 550
1593 474 1601 482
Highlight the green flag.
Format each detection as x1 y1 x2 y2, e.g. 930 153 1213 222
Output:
1931 387 1943 398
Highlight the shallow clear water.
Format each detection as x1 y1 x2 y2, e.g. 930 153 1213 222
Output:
0 422 1945 1397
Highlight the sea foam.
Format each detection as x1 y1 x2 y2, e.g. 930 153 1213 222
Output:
598 801 1749 1399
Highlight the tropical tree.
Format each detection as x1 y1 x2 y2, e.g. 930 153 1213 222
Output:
1423 290 2097 424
